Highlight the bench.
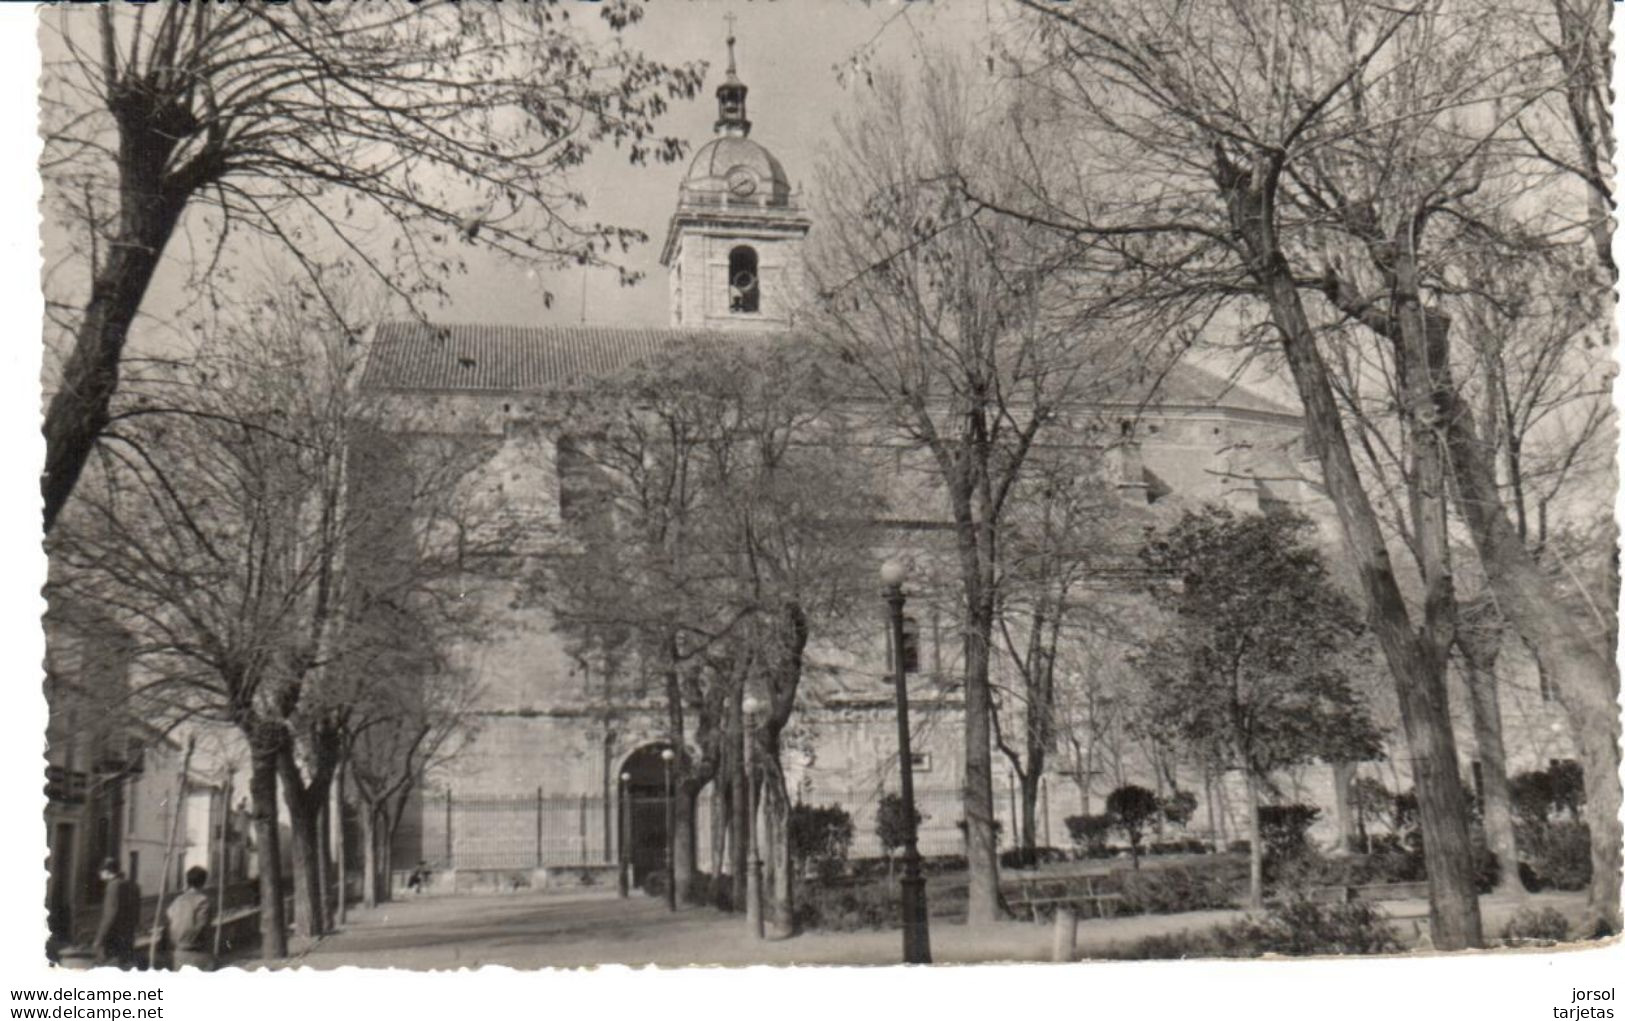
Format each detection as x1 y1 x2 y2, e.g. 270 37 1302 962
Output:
1346 881 1431 902
1011 874 1125 924
1298 880 1432 906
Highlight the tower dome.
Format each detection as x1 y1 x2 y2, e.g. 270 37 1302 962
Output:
659 23 811 330
679 135 794 208
675 25 794 210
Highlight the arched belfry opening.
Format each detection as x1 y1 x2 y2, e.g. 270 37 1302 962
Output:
729 245 760 314
620 742 684 888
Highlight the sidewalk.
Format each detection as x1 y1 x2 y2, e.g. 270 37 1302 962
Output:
270 888 1593 970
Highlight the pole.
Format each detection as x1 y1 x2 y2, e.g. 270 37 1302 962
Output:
536 787 544 869
444 788 453 868
744 715 764 939
663 756 676 912
1042 777 1051 849
618 776 630 898
213 774 231 960
887 582 931 965
149 735 196 970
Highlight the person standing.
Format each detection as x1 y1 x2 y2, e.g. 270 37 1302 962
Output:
91 859 140 969
163 866 215 971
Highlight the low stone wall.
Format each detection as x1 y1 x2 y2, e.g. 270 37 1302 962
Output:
391 863 623 897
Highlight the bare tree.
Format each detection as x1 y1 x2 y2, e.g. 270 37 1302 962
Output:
49 269 509 953
990 445 1125 857
39 1 704 531
999 0 1619 943
806 56 1161 925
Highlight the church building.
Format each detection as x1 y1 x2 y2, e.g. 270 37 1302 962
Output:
358 38 1576 892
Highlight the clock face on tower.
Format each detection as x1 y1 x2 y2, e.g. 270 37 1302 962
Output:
726 166 759 198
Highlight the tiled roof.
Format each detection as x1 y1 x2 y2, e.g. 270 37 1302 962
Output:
360 321 1299 418
1120 362 1300 418
358 322 780 393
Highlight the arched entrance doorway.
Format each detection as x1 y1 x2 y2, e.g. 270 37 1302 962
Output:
620 743 678 889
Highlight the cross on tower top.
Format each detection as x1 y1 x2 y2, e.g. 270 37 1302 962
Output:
713 14 750 136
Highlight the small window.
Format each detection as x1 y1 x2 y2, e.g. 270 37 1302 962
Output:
909 752 932 773
729 246 759 313
1538 668 1555 702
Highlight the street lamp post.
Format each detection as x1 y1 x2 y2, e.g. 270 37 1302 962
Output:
618 771 632 898
742 695 766 940
881 557 931 965
661 748 677 912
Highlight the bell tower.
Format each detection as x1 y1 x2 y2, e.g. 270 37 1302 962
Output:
660 23 811 330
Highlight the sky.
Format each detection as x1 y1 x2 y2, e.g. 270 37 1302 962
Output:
443 0 1002 328
78 0 1005 345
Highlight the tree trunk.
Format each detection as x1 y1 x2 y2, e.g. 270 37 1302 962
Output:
1218 157 1482 948
1330 761 1358 855
960 589 1001 925
247 740 287 959
332 772 347 925
730 711 749 912
316 797 333 928
1245 773 1264 911
1020 770 1041 853
673 781 700 905
284 796 325 939
42 89 198 533
710 777 730 910
379 823 395 905
1440 392 1622 933
761 771 795 939
359 806 379 910
1459 656 1527 896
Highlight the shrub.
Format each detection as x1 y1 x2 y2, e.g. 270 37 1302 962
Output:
1106 785 1161 864
1114 864 1239 915
794 879 897 933
789 803 854 883
1519 820 1591 891
1110 897 1400 959
1228 839 1251 855
1149 838 1211 856
1161 790 1198 830
1501 906 1570 946
875 793 922 861
999 846 1068 870
1064 814 1112 856
1259 804 1321 865
1548 760 1585 818
1212 897 1402 956
1511 762 1585 826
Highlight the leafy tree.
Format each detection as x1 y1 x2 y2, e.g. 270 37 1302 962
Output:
1104 785 1160 868
876 793 923 879
1139 507 1381 907
788 803 855 884
39 2 704 531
